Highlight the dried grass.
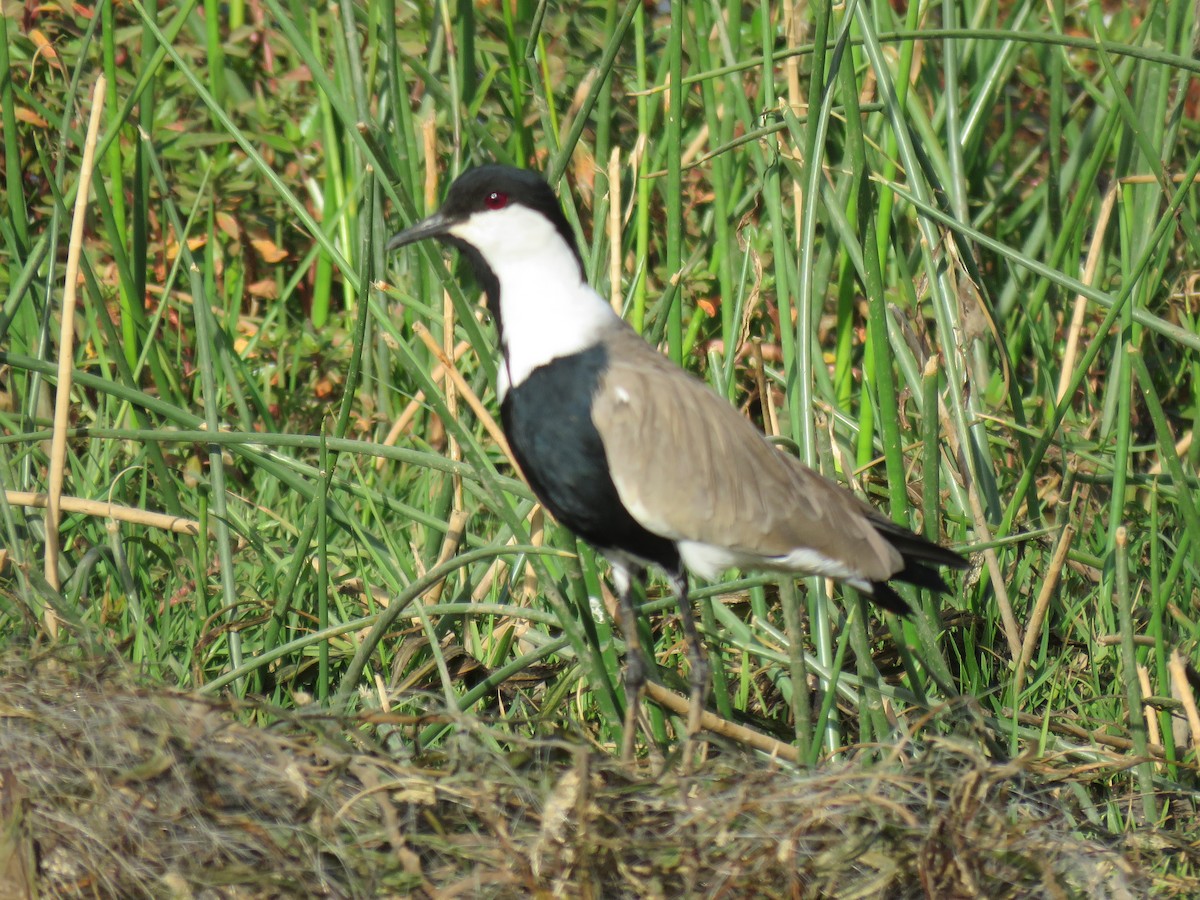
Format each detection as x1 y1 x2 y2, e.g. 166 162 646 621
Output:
0 651 1194 898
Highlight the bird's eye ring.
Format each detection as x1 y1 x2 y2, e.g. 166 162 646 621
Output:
484 191 509 210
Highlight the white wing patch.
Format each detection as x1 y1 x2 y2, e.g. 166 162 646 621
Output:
677 540 866 587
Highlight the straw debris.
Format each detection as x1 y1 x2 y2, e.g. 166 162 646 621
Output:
0 652 1192 898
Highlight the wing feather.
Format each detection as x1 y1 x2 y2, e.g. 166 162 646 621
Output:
591 326 902 582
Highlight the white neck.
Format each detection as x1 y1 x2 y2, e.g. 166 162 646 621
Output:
448 205 621 399
496 276 620 399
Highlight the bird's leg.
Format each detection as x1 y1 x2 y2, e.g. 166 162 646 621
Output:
667 568 709 771
612 563 647 764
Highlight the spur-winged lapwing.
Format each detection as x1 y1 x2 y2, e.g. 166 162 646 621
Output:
388 164 967 760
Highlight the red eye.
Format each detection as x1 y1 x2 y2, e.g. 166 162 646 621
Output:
484 191 509 210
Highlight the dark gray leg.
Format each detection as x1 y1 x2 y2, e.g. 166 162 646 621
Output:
667 568 709 768
611 562 647 763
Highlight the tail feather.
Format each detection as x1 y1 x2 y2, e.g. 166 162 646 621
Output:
872 517 970 572
865 518 969 617
896 560 955 593
867 580 913 616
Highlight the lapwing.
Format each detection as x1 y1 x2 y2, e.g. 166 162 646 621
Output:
388 164 967 761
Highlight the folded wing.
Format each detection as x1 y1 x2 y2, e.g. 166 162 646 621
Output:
590 325 905 584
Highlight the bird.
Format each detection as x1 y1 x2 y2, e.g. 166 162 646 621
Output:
388 164 968 762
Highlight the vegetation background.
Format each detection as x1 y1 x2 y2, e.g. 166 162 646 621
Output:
1 0 1198 894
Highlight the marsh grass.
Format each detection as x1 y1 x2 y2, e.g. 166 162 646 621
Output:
1 0 1199 892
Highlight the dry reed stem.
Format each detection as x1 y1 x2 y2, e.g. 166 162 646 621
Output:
643 681 801 764
412 321 513 463
607 146 623 315
375 338 471 469
423 508 470 608
1013 523 1075 697
7 491 201 535
1169 649 1200 752
44 75 107 635
938 388 1022 660
1058 183 1117 403
1137 664 1161 751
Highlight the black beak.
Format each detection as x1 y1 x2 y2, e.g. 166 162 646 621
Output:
387 211 453 251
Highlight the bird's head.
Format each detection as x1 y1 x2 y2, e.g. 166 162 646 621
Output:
388 165 584 303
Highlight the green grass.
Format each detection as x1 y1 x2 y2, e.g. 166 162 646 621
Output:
1 0 1198 887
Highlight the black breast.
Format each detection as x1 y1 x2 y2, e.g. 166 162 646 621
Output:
500 345 678 569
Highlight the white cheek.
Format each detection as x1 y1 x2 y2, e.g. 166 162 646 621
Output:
449 206 561 260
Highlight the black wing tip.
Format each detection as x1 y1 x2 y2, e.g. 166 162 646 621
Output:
922 545 971 571
872 519 970 570
867 581 913 616
866 534 968 618
897 561 954 593
867 563 951 618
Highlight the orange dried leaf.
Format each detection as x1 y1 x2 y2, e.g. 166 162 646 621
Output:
29 29 60 62
215 212 240 241
165 235 209 260
251 237 288 263
15 108 49 128
246 278 278 299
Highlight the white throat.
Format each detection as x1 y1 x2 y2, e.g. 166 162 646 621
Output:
449 205 621 399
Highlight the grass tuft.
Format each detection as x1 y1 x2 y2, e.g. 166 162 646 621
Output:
1 0 1198 890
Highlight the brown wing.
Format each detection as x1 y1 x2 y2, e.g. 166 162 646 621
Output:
590 325 902 582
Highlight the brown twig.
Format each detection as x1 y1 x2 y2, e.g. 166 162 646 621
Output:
643 682 800 764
